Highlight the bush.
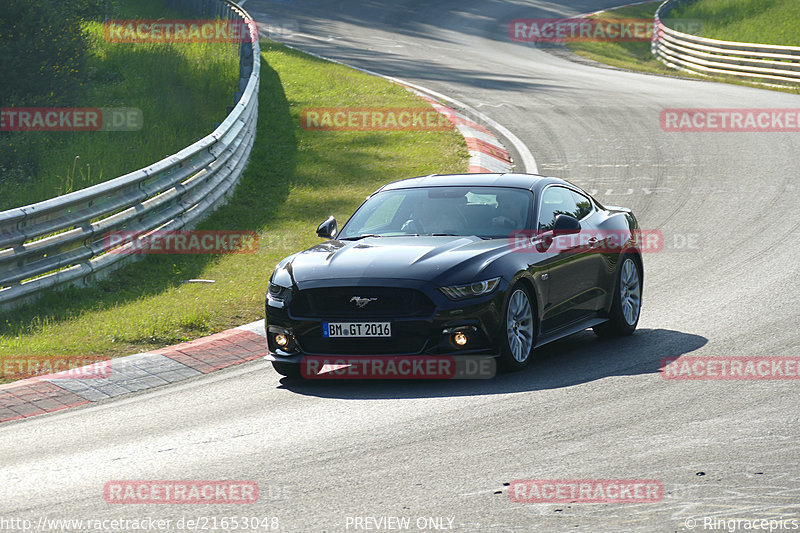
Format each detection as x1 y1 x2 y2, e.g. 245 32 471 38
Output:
0 0 100 107
0 0 108 192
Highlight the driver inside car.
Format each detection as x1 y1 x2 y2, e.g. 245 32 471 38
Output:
401 196 466 234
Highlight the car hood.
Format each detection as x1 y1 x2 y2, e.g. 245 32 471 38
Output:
278 236 511 286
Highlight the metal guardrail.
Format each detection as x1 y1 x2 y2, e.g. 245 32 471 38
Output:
652 0 800 85
0 0 260 310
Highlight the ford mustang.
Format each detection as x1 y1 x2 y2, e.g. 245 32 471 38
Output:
264 173 643 378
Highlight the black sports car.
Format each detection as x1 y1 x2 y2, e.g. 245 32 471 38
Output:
264 173 643 378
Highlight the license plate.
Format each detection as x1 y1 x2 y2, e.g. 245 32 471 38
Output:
323 322 391 338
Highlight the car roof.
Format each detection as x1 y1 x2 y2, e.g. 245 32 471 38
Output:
377 173 570 192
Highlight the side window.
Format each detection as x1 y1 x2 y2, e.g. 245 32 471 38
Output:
538 187 580 230
570 190 592 220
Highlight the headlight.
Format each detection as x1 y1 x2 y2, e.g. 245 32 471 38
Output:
439 277 501 300
268 281 291 301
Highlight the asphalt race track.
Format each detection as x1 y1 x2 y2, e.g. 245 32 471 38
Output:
1 1 799 531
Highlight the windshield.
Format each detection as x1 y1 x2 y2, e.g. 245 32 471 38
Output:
338 186 533 239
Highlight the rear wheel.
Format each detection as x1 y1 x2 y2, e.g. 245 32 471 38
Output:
271 361 301 378
593 255 641 337
499 284 535 371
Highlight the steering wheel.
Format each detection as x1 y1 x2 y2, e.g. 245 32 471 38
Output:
401 218 424 234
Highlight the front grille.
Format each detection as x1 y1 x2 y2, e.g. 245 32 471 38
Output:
290 287 435 319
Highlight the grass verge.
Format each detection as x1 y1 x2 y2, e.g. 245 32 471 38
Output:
667 0 800 45
566 2 674 76
565 0 800 94
0 0 239 210
0 40 468 382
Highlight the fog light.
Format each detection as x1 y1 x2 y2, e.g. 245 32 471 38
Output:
275 334 288 347
453 332 468 346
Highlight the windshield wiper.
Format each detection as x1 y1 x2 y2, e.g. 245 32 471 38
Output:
339 234 381 241
342 233 465 239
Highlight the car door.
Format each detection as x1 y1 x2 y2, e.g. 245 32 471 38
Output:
536 186 603 332
566 188 607 313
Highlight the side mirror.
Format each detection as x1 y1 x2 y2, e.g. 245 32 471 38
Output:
316 216 338 239
552 214 581 235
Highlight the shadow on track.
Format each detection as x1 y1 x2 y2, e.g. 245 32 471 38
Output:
253 0 573 92
276 327 707 399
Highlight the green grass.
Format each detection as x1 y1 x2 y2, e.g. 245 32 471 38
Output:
667 0 800 46
0 40 468 382
0 0 239 210
566 2 674 75
565 0 800 93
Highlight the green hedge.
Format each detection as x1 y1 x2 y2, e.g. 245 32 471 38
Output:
0 0 111 107
0 0 110 193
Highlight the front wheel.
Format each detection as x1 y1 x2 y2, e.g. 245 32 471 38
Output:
593 255 641 337
498 285 535 372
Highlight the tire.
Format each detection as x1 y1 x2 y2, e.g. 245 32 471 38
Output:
271 361 302 378
498 284 535 372
593 254 642 337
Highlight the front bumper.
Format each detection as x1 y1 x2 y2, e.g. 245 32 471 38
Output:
264 280 507 361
